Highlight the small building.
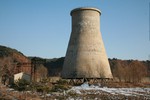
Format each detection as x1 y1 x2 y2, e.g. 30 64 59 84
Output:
14 72 31 82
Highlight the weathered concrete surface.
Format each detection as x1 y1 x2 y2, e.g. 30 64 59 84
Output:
61 7 113 79
14 72 31 82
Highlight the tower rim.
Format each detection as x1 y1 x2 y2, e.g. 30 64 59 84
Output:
70 7 101 16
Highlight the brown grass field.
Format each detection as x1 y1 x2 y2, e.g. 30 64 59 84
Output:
0 82 150 100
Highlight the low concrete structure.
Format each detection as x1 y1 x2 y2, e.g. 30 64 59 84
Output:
14 72 31 82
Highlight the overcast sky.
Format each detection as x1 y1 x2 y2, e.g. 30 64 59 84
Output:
0 0 150 60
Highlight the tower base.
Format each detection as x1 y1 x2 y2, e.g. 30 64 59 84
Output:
63 78 113 85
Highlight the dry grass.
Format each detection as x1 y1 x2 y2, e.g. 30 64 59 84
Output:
0 81 150 100
103 82 150 88
0 83 41 100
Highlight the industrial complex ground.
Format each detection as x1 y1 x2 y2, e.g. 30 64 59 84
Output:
0 46 150 100
0 81 150 100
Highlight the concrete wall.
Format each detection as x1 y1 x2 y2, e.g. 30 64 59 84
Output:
14 72 31 82
61 7 113 79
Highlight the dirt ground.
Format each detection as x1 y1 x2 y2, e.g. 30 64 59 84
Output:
0 82 150 100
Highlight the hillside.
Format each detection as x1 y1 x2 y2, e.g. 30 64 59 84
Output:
0 45 31 77
0 45 30 62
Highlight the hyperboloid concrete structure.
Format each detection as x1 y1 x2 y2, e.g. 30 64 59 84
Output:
61 7 113 80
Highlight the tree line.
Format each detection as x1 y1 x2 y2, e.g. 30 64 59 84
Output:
34 58 150 83
109 58 150 83
0 56 150 84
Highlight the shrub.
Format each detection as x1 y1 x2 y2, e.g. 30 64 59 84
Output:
51 84 69 92
11 79 30 91
57 79 68 85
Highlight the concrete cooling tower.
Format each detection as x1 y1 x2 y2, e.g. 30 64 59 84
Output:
61 7 113 79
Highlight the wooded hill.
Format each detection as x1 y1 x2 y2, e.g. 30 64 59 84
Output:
0 45 31 77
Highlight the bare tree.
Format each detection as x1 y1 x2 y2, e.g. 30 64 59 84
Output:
112 60 125 82
36 64 48 81
129 61 147 83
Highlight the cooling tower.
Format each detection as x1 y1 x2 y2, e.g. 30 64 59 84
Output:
61 7 113 79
